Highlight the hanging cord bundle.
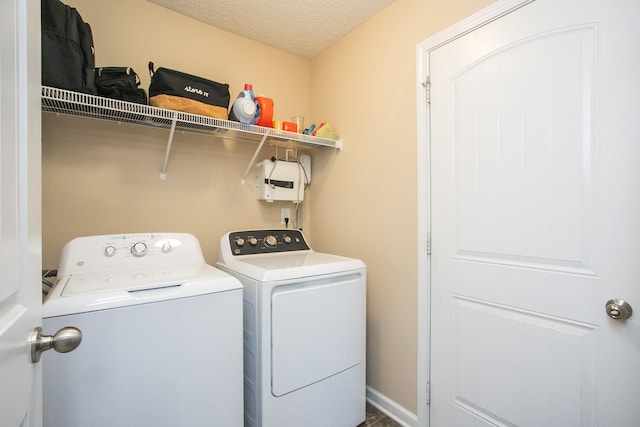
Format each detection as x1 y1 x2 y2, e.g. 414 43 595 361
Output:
298 158 310 191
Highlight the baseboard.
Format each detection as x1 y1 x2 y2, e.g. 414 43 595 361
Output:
366 386 418 427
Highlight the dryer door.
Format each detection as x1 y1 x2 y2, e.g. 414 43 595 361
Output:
270 272 365 396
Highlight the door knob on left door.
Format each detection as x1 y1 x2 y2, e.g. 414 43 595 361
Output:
605 299 633 320
30 326 82 363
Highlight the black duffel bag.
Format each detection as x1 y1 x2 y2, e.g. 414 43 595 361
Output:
95 67 147 104
148 61 230 119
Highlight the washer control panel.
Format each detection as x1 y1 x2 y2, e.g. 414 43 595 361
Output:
228 229 310 256
100 234 177 260
57 233 205 277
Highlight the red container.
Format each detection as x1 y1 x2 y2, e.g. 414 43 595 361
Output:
282 121 297 132
255 96 274 127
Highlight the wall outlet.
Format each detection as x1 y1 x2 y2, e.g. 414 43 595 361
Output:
281 208 291 226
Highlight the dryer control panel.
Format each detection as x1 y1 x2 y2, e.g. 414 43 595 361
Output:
228 229 310 256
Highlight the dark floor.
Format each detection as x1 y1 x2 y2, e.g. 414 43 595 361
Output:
358 402 402 426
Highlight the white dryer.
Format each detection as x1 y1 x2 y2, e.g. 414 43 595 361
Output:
43 233 243 427
217 229 366 427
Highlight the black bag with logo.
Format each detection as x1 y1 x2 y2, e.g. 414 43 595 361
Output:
148 62 230 119
95 67 147 104
41 0 96 94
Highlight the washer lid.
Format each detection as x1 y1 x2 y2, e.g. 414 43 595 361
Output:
217 250 365 282
60 263 227 296
43 263 241 318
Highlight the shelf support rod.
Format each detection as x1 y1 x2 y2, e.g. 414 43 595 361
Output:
241 131 270 185
160 115 178 180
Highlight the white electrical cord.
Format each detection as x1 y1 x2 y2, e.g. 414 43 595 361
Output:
293 201 301 229
298 160 310 190
296 161 303 203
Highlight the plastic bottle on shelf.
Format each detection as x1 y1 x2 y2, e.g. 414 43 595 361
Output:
244 83 255 100
245 83 260 125
229 83 257 124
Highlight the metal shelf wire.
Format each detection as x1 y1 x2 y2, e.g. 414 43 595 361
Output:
41 86 342 180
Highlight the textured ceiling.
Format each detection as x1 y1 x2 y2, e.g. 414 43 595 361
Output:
147 0 395 59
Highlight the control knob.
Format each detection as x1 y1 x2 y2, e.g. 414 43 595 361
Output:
283 236 292 244
104 246 116 257
264 235 277 248
249 237 258 246
131 241 147 257
235 238 245 247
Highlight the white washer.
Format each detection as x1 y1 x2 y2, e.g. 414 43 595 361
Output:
217 229 366 427
43 233 243 427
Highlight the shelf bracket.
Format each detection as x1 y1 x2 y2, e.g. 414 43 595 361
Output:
160 115 178 180
240 131 270 185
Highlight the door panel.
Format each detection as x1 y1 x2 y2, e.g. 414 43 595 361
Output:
449 296 597 425
451 26 594 274
270 274 365 396
0 0 42 426
429 0 639 425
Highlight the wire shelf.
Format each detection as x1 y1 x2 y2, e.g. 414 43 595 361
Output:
41 86 342 149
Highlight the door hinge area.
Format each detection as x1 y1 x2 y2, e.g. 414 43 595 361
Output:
422 76 431 104
426 381 431 406
426 232 432 255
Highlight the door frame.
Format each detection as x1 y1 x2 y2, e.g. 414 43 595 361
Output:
415 1 533 426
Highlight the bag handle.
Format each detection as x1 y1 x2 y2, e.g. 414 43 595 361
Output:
97 66 131 76
148 61 155 78
96 66 141 86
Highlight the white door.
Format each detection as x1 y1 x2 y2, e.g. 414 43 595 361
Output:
0 0 42 426
428 0 639 425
